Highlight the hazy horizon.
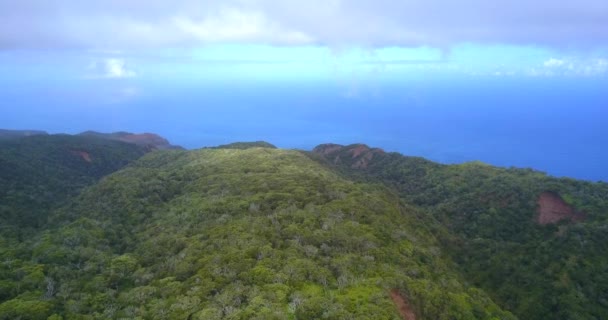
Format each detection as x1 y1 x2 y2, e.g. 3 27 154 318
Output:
1 1 607 181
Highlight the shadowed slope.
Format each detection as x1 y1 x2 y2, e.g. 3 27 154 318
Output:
0 134 148 233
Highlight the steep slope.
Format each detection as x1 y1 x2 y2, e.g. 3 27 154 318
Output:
311 143 608 319
0 147 514 319
0 134 148 234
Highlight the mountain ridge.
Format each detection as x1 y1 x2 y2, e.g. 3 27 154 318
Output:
78 130 183 150
1 145 516 319
309 142 608 319
0 135 607 319
0 129 48 139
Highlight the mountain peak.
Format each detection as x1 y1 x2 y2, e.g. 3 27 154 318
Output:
313 143 385 169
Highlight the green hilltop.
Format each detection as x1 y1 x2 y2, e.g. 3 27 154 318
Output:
211 141 278 150
1 136 607 319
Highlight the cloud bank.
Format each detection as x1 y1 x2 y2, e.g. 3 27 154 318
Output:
0 0 607 50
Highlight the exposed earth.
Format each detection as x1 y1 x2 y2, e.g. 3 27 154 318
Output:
536 191 586 225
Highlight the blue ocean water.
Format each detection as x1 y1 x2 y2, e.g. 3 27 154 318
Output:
2 76 607 181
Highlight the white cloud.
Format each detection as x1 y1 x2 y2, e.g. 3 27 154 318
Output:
104 59 136 78
172 8 313 45
0 0 607 49
88 58 136 79
543 58 565 67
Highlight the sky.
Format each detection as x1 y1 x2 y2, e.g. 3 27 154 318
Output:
1 0 607 181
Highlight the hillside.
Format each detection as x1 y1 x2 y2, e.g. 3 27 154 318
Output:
311 143 608 320
0 134 150 235
2 138 607 319
0 145 514 319
79 131 183 150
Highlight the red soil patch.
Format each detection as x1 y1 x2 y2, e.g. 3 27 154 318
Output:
71 150 92 163
536 191 586 225
390 289 416 320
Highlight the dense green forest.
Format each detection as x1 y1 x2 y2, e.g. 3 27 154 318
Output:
311 143 608 320
1 136 606 319
0 135 148 234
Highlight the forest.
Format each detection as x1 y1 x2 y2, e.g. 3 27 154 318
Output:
1 134 607 319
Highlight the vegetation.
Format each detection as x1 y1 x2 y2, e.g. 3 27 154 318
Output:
0 134 147 235
0 145 514 319
2 138 607 319
212 141 278 150
311 144 608 320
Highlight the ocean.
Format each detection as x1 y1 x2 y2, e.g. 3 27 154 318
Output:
3 76 607 181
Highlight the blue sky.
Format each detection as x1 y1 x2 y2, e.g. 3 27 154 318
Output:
1 1 607 180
